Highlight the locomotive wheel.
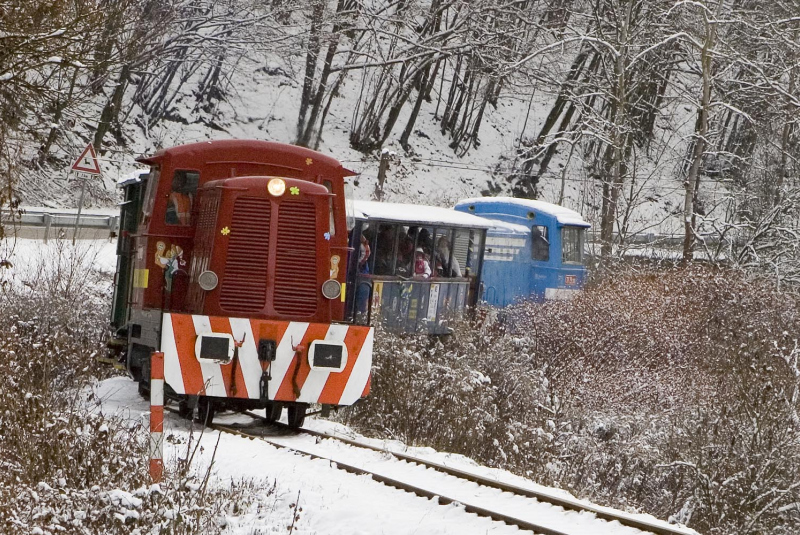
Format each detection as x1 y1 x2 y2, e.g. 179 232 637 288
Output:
137 379 150 400
264 403 282 424
287 403 307 428
195 398 215 426
177 398 192 419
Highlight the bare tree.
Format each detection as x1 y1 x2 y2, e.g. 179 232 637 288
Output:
0 0 103 266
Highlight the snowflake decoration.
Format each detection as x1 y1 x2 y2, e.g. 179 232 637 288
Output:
324 232 331 241
220 227 230 236
290 186 300 195
306 158 313 166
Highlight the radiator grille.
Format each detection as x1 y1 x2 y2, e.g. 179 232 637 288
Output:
274 200 318 317
219 197 271 313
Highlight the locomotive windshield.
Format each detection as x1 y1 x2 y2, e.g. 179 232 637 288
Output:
165 170 199 226
562 226 585 264
531 225 550 261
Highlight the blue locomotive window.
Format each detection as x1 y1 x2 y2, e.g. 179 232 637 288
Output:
562 226 584 264
531 225 549 261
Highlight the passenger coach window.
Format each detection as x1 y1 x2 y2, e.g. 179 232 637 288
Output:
434 229 460 278
373 224 398 275
166 170 199 226
532 225 550 261
562 226 584 264
466 230 482 276
452 230 471 277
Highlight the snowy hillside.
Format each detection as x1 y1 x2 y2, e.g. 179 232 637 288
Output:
7 0 795 246
4 1 797 284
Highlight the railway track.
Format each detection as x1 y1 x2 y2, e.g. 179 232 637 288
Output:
165 407 696 535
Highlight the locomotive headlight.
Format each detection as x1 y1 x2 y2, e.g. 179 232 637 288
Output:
321 279 341 299
267 178 286 196
198 270 219 291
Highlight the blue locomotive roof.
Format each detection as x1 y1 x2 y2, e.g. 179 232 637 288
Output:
455 197 590 228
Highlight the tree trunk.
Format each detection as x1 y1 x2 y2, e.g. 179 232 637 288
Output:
94 64 130 153
600 1 633 259
297 0 326 140
39 67 80 163
400 68 432 150
682 11 716 263
775 39 796 205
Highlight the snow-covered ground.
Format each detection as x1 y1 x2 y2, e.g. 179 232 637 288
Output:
1 238 118 286
2 236 701 535
95 376 695 535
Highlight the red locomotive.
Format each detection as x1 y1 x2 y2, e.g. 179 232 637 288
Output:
110 140 374 427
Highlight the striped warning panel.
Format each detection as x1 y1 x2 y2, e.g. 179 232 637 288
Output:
161 313 373 407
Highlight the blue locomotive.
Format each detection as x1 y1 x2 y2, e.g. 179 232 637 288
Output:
454 197 590 307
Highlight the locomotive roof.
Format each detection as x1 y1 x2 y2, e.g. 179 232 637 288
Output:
456 196 590 228
353 200 492 229
136 139 354 176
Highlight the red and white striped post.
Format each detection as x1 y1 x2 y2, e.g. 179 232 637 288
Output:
149 351 165 483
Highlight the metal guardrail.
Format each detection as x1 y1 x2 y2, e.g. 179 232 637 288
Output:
3 208 726 249
588 229 733 248
1 208 120 242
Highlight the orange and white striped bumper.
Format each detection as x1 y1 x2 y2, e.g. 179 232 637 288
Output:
161 313 373 406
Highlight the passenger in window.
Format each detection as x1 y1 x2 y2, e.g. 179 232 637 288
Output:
414 247 431 278
396 233 414 276
358 234 371 274
532 226 550 261
435 235 462 277
417 228 432 254
407 227 431 254
373 225 395 275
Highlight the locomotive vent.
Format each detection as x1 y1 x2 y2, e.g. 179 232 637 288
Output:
218 195 320 318
273 199 318 317
218 197 271 312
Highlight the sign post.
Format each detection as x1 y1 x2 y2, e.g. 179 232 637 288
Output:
70 143 102 244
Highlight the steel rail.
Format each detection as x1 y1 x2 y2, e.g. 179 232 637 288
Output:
288 424 693 535
165 406 693 535
213 419 569 535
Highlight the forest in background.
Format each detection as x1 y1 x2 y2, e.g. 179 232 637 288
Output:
1 3 800 533
0 0 799 286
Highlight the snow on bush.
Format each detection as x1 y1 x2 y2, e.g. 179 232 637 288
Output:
0 240 275 534
343 266 800 535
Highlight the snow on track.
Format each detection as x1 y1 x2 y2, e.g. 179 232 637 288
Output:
96 377 697 535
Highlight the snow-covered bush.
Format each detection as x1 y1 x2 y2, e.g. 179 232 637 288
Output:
344 266 800 535
339 319 556 468
0 241 274 534
522 266 800 534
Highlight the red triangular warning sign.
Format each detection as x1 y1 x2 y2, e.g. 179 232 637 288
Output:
71 143 101 174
